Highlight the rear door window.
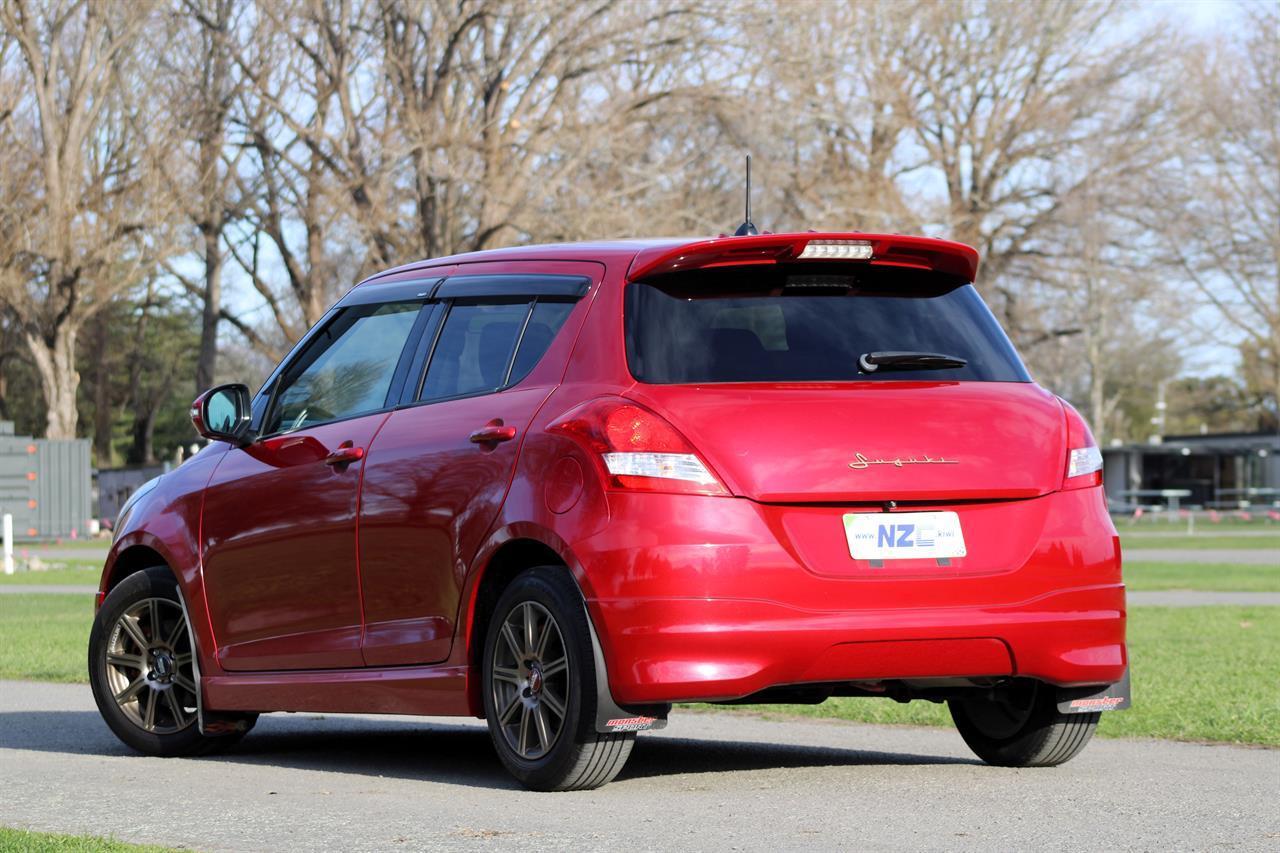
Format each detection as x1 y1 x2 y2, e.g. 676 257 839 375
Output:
625 267 1029 383
420 302 530 401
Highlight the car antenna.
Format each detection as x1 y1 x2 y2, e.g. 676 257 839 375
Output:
733 154 758 236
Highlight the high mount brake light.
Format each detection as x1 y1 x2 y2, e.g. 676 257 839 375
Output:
797 239 874 260
549 399 730 496
1061 401 1103 490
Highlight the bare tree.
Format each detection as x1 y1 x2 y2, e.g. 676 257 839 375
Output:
0 0 170 438
1160 6 1279 426
158 0 249 394
871 0 1175 343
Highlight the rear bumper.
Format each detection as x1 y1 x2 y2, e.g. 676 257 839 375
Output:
575 487 1126 705
590 585 1126 703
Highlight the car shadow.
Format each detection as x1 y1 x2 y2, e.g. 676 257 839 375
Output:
0 710 977 790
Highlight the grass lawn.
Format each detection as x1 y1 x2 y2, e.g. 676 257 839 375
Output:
0 828 180 853
4 594 1277 746
1120 534 1280 551
0 566 102 586
1124 561 1280 592
0 595 93 682
690 606 1280 746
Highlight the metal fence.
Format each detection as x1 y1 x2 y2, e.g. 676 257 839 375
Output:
0 421 92 540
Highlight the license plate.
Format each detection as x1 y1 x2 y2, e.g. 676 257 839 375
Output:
843 511 967 560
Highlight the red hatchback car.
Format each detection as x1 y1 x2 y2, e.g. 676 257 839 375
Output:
89 232 1128 790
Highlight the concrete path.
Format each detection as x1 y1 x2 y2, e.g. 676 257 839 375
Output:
1123 529 1280 538
1126 590 1280 607
1 680 1277 852
0 585 96 596
14 547 108 562
1123 547 1278 564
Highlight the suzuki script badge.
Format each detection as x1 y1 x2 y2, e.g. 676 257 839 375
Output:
849 452 958 469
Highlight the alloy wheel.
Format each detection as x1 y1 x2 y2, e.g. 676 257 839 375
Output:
104 597 197 734
490 601 570 759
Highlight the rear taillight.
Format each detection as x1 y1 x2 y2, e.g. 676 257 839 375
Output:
1061 401 1103 490
549 398 729 496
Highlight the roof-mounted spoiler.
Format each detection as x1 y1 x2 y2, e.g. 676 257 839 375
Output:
627 233 979 283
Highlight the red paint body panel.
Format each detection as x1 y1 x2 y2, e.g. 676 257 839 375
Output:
96 232 1126 720
201 416 388 671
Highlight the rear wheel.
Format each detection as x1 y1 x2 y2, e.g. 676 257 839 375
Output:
89 567 254 756
482 568 634 791
949 679 1098 767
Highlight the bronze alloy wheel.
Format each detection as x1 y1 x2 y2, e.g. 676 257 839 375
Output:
104 596 198 734
489 600 570 760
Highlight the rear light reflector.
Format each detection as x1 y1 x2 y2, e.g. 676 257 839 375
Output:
550 398 730 496
1067 446 1103 479
602 452 720 485
1060 400 1103 490
798 239 873 260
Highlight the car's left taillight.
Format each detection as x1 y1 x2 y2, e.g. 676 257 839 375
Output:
548 397 730 496
1061 401 1103 490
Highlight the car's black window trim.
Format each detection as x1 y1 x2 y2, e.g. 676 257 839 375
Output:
336 277 442 307
435 274 589 301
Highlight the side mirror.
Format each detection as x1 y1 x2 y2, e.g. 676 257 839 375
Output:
191 383 253 445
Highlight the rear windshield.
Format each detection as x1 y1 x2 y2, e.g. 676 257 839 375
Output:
625 266 1029 384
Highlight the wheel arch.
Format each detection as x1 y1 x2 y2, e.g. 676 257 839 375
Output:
461 525 667 732
464 531 574 715
102 539 178 599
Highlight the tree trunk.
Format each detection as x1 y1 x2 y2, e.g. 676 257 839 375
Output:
196 227 222 394
127 408 156 465
24 324 80 440
91 313 113 464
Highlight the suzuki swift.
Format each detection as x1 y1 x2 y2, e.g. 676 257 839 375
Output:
89 232 1128 791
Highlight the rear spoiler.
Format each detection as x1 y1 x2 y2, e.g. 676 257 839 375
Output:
627 233 979 283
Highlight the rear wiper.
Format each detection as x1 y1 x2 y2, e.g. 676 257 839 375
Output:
858 351 968 373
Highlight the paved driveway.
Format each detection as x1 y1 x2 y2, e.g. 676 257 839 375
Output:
1 681 1276 851
1123 548 1278 565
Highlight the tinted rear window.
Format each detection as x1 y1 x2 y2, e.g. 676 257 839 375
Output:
625 266 1029 383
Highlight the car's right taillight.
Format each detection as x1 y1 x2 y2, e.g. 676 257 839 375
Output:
548 397 730 496
1061 401 1103 490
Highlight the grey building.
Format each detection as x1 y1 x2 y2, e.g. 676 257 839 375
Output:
0 421 93 540
1102 431 1280 510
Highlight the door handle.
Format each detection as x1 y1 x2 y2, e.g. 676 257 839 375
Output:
469 420 517 445
324 442 366 467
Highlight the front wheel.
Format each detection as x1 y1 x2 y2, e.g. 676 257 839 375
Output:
949 679 1099 767
89 567 254 756
482 568 634 791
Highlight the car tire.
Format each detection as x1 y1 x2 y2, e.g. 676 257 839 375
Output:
949 679 1099 767
482 567 634 791
89 566 255 757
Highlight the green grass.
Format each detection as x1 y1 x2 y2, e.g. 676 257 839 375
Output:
0 595 93 682
0 566 102 586
690 606 1280 746
1124 561 1280 592
0 828 181 852
1121 534 1280 550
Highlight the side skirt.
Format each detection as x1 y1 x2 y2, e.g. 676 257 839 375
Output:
202 664 472 717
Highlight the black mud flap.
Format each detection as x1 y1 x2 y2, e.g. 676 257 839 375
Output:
1056 668 1131 714
582 603 669 734
177 585 255 737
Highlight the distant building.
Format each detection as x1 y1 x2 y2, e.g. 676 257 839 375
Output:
1103 431 1280 510
0 421 93 540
